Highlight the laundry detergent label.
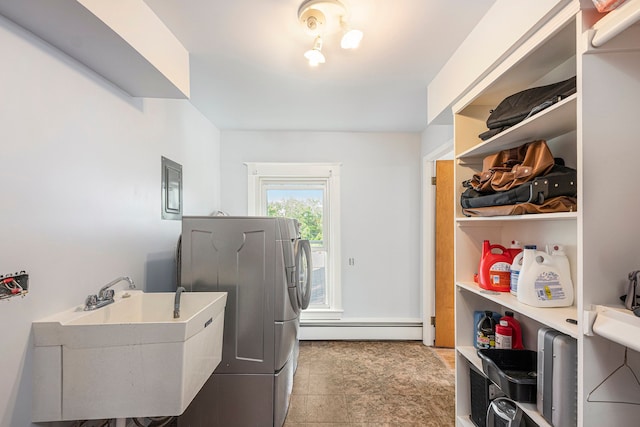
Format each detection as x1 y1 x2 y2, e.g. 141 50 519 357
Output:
490 262 511 290
510 270 520 293
534 271 566 301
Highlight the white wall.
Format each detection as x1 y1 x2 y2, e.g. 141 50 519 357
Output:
421 124 453 157
0 16 220 427
220 131 421 320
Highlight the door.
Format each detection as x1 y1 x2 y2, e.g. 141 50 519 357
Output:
435 160 455 348
295 239 312 310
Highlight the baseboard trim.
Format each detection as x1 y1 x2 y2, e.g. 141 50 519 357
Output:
299 320 423 340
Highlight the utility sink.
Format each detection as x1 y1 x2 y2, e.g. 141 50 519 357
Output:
32 290 227 422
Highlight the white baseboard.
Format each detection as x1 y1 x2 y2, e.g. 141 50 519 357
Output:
299 319 423 341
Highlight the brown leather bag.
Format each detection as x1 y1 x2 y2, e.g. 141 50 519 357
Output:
465 140 555 193
462 196 577 217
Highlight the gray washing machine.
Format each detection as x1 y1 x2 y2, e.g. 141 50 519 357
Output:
178 216 311 427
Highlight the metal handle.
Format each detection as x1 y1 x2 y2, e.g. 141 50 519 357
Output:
84 294 97 309
100 289 115 301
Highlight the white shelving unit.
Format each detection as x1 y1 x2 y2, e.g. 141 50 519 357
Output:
448 1 640 425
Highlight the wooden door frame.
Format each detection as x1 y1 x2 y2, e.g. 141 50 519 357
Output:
422 143 454 346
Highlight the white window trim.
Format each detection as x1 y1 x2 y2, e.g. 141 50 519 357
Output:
246 162 343 320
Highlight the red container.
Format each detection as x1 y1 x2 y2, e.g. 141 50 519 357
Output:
500 311 524 349
478 240 515 292
495 321 513 349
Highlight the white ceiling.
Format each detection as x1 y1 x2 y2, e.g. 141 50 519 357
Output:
144 0 495 132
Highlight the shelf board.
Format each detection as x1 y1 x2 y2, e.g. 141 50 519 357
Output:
592 304 640 352
456 281 578 338
456 211 578 225
458 346 483 371
457 94 576 161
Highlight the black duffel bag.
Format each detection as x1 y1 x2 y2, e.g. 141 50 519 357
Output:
461 163 577 209
479 76 576 140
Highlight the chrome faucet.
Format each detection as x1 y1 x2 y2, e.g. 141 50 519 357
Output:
84 276 135 311
174 286 186 318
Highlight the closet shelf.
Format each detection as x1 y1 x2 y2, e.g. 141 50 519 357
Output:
591 0 640 49
457 281 578 338
456 94 577 161
459 345 483 371
456 212 577 225
592 304 640 352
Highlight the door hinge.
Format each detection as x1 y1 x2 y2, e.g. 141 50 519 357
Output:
430 316 436 327
431 176 436 185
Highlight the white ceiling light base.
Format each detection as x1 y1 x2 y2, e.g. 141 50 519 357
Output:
298 0 347 36
299 7 326 35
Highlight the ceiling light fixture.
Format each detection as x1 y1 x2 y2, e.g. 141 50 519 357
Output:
304 36 326 67
297 0 363 66
340 27 363 49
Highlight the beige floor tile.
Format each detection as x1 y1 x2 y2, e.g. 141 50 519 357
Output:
345 394 391 423
292 366 310 395
309 371 347 394
306 394 351 423
286 394 308 423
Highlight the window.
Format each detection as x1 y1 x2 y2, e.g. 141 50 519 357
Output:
246 162 342 320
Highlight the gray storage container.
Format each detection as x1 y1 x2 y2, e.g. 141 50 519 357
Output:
536 327 577 427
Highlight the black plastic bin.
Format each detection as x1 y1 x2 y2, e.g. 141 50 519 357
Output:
477 349 537 403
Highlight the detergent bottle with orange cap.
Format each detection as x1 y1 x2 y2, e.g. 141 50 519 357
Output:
478 240 519 292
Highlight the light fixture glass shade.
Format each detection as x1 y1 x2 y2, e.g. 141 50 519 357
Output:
304 49 326 66
304 36 326 66
340 28 363 49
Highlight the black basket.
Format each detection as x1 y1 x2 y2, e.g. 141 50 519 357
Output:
477 349 537 403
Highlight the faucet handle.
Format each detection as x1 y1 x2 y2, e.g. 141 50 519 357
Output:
85 294 97 310
99 289 115 301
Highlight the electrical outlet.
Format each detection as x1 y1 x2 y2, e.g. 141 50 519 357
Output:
0 271 29 300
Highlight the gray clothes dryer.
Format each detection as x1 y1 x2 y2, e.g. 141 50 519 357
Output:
178 216 311 427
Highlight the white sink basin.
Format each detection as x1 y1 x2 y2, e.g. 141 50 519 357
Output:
32 290 227 422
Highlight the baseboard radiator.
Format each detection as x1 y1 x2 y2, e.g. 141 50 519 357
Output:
300 320 423 340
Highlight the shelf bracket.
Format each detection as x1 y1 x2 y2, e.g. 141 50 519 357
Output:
584 309 597 336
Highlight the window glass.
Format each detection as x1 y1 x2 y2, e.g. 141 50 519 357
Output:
266 188 323 243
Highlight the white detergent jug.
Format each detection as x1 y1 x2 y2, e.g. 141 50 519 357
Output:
517 245 574 307
510 244 530 296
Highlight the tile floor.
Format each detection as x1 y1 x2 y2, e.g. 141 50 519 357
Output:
284 341 456 426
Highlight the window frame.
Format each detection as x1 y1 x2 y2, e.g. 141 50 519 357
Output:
246 162 343 320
